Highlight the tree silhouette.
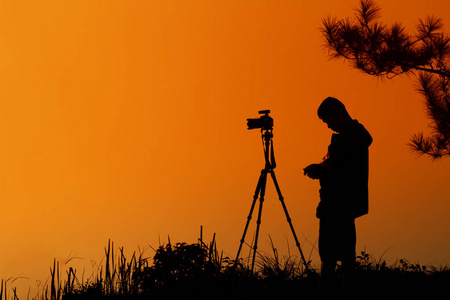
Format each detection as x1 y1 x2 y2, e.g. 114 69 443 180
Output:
321 0 450 159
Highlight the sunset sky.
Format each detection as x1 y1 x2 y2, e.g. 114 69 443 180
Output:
1 0 449 295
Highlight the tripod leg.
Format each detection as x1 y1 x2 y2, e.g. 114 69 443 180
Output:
269 170 309 272
235 170 265 264
251 170 268 272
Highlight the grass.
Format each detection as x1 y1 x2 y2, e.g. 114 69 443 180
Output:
2 228 450 299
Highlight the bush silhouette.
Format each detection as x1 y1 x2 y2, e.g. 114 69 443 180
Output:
136 242 221 295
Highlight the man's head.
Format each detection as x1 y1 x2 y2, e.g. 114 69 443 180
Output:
317 97 352 132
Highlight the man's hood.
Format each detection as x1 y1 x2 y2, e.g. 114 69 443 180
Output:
345 119 373 147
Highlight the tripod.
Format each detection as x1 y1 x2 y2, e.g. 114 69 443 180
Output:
236 129 309 273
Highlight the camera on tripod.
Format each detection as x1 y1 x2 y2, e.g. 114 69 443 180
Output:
247 110 273 130
237 109 309 273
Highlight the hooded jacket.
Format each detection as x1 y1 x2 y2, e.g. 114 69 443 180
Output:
317 119 373 219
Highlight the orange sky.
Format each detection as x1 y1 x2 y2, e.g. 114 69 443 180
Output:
1 0 450 296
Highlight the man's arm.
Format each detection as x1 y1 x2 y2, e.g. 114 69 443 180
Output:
303 162 327 179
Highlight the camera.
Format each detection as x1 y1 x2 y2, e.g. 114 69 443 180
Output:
247 110 273 130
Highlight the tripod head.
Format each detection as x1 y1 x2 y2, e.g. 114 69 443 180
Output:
261 128 276 170
261 128 273 141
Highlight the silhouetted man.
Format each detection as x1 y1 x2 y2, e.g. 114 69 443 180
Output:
304 97 372 296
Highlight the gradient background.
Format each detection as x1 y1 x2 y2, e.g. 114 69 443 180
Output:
1 0 449 296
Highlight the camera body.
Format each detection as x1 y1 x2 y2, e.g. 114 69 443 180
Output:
247 110 273 130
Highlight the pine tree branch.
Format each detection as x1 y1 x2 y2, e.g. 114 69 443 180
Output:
321 0 450 160
412 66 450 79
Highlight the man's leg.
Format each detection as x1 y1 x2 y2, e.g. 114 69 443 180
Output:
341 218 357 295
341 255 355 295
317 218 338 296
316 260 337 296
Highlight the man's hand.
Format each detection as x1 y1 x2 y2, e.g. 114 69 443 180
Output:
303 163 322 179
